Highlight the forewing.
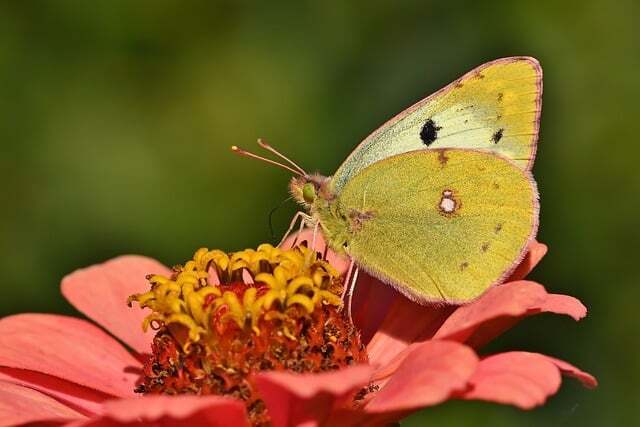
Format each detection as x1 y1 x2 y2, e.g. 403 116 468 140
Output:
332 57 542 192
337 149 538 303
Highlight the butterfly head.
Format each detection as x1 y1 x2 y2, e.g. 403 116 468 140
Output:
289 174 331 208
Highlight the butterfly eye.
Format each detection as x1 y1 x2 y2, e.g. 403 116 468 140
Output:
302 183 316 203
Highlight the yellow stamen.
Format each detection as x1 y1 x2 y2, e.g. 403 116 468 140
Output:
286 294 316 313
129 242 344 348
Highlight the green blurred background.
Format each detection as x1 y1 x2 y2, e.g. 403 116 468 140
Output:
0 0 637 425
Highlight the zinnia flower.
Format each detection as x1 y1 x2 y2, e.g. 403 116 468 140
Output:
0 232 596 427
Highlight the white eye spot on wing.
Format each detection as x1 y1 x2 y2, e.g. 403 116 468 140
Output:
440 198 456 213
439 189 458 215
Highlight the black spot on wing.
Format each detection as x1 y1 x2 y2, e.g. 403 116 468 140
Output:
492 128 504 144
420 119 442 146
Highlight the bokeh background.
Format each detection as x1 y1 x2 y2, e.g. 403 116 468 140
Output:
0 0 637 425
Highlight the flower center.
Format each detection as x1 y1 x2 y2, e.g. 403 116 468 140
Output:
128 243 367 426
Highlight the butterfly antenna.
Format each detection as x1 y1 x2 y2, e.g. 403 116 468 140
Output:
256 138 308 176
231 145 303 176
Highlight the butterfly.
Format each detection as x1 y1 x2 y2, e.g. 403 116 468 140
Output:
233 56 542 308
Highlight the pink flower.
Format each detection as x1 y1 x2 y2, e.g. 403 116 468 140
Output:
0 235 596 427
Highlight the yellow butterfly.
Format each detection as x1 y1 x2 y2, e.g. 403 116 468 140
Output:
234 57 541 308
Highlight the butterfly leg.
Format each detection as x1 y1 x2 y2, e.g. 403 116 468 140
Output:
342 259 355 301
293 213 314 247
345 266 359 323
311 220 320 251
278 211 314 248
277 211 303 247
341 259 359 322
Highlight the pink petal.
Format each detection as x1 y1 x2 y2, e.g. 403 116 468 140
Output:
62 255 172 355
254 365 372 427
366 296 454 367
433 281 587 348
69 395 248 427
543 356 598 388
0 367 107 416
460 351 562 409
507 241 547 281
0 314 141 398
535 294 587 320
366 340 477 413
434 281 546 342
0 380 85 426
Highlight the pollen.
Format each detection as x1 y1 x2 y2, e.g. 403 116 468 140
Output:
128 243 367 426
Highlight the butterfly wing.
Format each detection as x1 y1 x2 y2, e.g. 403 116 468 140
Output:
331 57 542 193
333 149 538 303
